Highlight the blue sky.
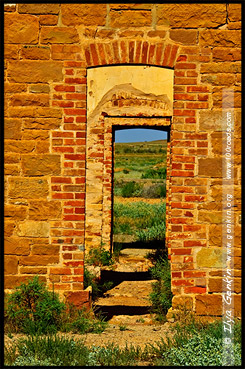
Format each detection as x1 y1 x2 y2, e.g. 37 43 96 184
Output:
115 128 168 143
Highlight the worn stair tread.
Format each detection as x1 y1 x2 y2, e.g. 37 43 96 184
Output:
95 295 151 307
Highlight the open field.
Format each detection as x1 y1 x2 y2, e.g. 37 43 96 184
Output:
113 140 167 247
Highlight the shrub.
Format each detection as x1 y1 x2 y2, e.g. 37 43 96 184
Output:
142 184 166 198
5 276 66 335
149 255 173 321
86 245 113 267
141 167 166 179
121 181 142 197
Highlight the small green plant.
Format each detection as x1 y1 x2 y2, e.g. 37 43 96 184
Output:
141 167 166 179
119 324 128 331
149 254 173 322
86 245 113 267
5 276 66 335
123 168 129 174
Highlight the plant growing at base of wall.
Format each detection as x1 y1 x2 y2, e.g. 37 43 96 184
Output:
149 254 173 322
5 276 66 335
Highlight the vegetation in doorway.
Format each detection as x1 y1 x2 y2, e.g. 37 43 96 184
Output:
148 251 173 322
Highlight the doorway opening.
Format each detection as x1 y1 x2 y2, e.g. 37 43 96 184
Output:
112 126 170 257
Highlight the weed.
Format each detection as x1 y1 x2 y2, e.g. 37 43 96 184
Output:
5 276 66 335
121 181 142 197
149 255 173 321
119 324 128 331
141 167 166 179
86 245 113 267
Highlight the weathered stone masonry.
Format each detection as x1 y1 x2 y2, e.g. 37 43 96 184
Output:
4 3 241 316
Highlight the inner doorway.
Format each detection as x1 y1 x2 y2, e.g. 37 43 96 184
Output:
112 126 169 256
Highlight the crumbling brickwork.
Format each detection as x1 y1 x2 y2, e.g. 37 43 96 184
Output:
4 3 241 316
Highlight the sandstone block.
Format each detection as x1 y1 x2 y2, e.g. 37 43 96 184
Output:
5 153 20 164
16 221 50 238
10 94 49 107
8 61 63 83
196 248 225 268
64 291 91 310
21 130 49 140
4 255 18 274
29 85 50 94
172 295 193 309
170 30 197 45
110 10 152 27
5 140 35 153
4 164 20 176
209 225 222 246
4 13 39 44
5 276 44 290
234 295 241 317
157 4 226 28
4 222 16 237
201 74 235 86
8 107 62 118
4 237 30 255
4 4 16 12
4 83 27 93
200 30 241 47
23 117 61 130
4 44 19 59
39 15 58 25
21 46 50 60
228 4 241 21
200 62 241 74
4 118 22 139
19 255 59 266
208 278 222 293
32 245 60 255
61 4 107 26
110 4 152 9
199 110 222 131
4 204 27 220
8 177 49 199
195 295 222 315
198 158 222 177
212 48 241 62
18 4 60 14
198 211 223 224
40 27 79 44
19 267 47 274
29 200 62 220
22 154 61 176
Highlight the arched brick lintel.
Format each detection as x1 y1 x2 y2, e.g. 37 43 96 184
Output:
84 41 179 69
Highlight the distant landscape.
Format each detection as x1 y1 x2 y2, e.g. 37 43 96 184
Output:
113 140 167 248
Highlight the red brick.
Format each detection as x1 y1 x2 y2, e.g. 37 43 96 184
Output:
84 47 92 66
184 287 206 293
64 200 84 206
186 102 209 109
147 44 155 64
52 193 73 199
129 41 135 63
175 62 196 69
171 202 194 209
183 225 203 231
120 40 127 63
134 40 141 63
171 248 192 255
54 85 75 92
66 93 86 100
155 43 163 64
174 70 185 77
53 147 74 153
175 77 197 85
172 170 194 177
162 44 171 66
50 267 72 275
65 69 74 75
198 94 209 101
167 44 178 67
90 43 99 65
171 218 192 224
184 271 206 277
51 177 72 183
65 78 86 84
184 240 206 247
64 154 85 160
172 279 194 287
173 109 195 116
172 163 182 170
172 272 182 278
63 215 84 221
171 186 193 193
52 101 74 108
112 41 120 63
64 117 74 123
174 93 195 100
64 260 84 267
64 108 86 116
172 155 195 163
141 41 149 64
64 61 84 67
177 55 187 62
97 43 107 65
187 86 209 92
185 195 205 202
185 117 196 123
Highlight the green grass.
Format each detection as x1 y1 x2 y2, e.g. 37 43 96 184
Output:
5 319 242 366
113 201 166 242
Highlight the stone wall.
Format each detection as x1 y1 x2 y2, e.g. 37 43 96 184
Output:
4 3 241 316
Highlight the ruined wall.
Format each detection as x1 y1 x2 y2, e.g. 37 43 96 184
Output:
4 3 241 316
